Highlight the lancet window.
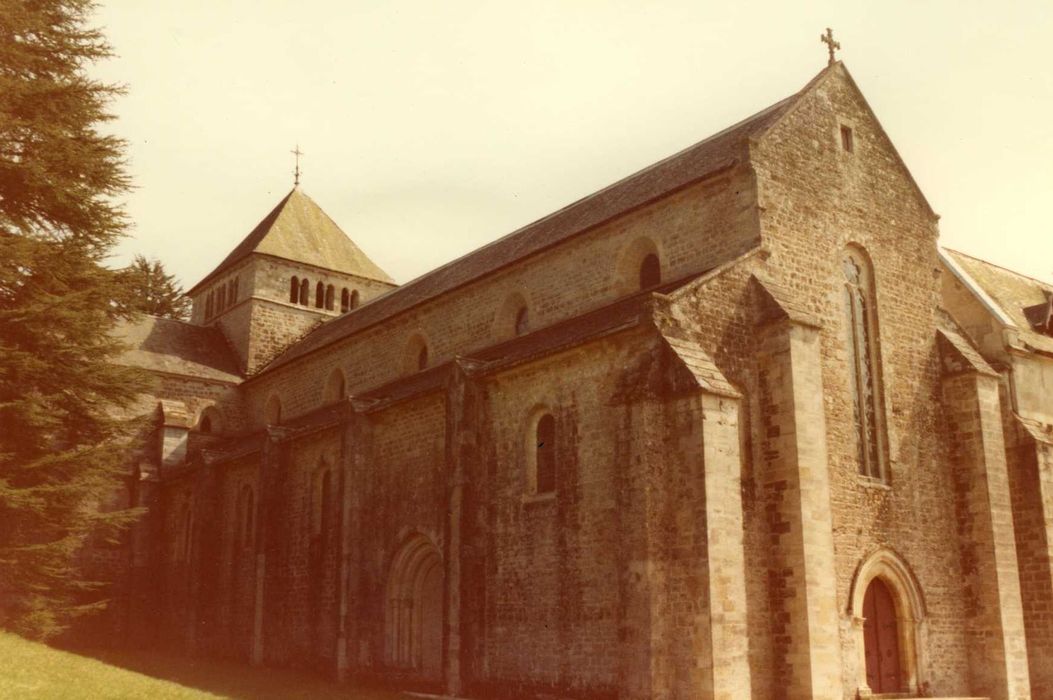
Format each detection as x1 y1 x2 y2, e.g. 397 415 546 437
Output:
842 247 887 481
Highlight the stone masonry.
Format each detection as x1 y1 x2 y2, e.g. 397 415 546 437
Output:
112 62 1053 699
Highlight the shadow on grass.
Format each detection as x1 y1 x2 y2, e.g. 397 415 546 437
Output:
73 646 406 700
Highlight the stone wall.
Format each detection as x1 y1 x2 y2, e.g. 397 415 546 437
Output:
241 164 760 426
133 63 1051 699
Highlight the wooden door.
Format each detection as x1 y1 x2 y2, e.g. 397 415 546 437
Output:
863 578 902 693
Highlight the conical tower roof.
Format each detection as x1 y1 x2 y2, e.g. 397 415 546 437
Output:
189 187 393 294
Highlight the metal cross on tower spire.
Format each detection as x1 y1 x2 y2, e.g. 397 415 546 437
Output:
291 145 303 186
820 28 841 66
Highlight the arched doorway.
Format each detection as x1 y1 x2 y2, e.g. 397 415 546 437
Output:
385 534 444 681
863 578 901 693
849 549 927 697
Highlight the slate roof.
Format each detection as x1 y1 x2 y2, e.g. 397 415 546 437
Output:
256 69 829 377
944 248 1053 354
115 315 242 383
188 187 394 294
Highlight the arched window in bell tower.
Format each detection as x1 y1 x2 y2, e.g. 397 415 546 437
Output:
290 277 300 303
842 246 888 481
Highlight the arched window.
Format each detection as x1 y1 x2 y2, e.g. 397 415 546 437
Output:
349 290 360 310
299 278 310 305
198 406 221 435
617 237 660 294
534 414 556 494
218 284 226 311
325 284 335 310
515 305 529 336
228 279 237 304
639 253 661 289
238 485 254 550
340 288 350 313
232 276 239 301
404 335 429 373
842 247 887 481
323 368 346 404
496 292 529 340
290 277 300 303
205 292 213 320
264 395 282 426
315 281 325 308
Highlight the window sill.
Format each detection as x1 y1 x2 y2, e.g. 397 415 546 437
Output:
857 476 891 491
521 492 556 506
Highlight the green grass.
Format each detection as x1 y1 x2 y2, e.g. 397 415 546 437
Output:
0 632 406 699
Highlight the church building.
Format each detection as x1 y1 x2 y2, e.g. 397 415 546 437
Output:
114 55 1053 700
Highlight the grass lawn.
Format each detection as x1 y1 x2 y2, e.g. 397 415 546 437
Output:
0 631 408 699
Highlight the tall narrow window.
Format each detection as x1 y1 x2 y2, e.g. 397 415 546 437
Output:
535 414 556 494
290 277 300 303
340 288 350 313
841 125 855 153
842 248 886 480
639 253 661 290
418 346 429 371
315 281 325 308
325 284 335 310
205 292 213 320
299 278 310 305
349 290 359 310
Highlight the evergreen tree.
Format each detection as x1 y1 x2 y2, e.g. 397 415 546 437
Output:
0 0 146 639
119 255 191 321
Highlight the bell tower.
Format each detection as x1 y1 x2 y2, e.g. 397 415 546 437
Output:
187 187 396 374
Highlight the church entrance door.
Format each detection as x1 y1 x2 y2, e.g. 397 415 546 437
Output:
385 534 444 683
863 577 902 693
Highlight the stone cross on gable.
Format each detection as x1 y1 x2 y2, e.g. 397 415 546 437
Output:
291 145 303 186
821 28 840 66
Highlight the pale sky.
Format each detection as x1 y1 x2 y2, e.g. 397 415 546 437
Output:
91 0 1053 290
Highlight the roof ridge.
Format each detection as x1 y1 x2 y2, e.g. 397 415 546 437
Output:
375 93 805 298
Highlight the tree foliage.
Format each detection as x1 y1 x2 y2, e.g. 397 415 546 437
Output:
119 255 191 321
0 0 146 639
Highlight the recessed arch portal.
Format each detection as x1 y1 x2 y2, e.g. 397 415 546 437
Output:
385 533 444 680
849 548 926 697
